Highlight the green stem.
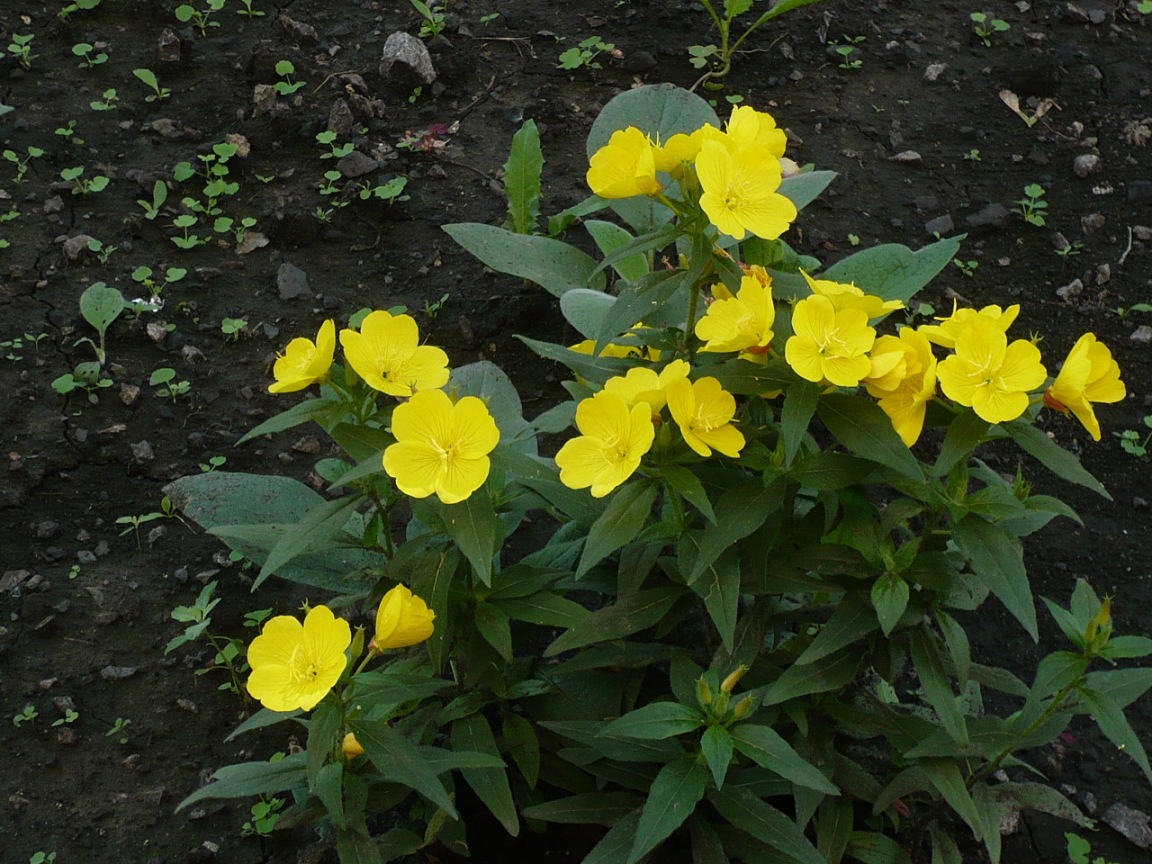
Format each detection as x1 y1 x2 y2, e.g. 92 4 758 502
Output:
969 680 1081 788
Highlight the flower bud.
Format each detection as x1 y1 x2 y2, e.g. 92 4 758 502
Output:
696 676 713 707
350 625 365 661
720 665 747 693
372 584 436 652
342 732 364 759
731 694 755 720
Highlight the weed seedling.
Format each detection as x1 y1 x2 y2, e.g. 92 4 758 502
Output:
1055 240 1083 262
1066 831 1122 864
220 317 248 340
688 43 719 69
171 214 207 249
1139 0 1152 12
1115 415 1152 457
132 265 186 298
60 0 101 18
410 0 446 39
274 59 305 95
316 131 354 160
29 853 57 864
242 797 285 837
1013 183 1048 227
558 36 615 71
359 176 410 204
176 0 226 35
166 581 253 695
213 215 257 246
480 12 500 24
1112 303 1152 318
52 361 114 403
90 88 119 111
61 166 110 196
424 292 450 318
952 257 978 277
137 180 168 220
133 68 171 102
12 704 38 727
833 35 865 70
105 717 132 744
970 12 1011 47
964 148 981 161
7 34 36 70
72 42 108 68
77 282 127 364
86 238 117 264
236 0 264 16
200 454 227 472
150 367 191 401
54 120 85 147
52 708 79 727
3 147 43 184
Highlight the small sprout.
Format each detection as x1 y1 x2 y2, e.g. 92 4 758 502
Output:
558 36 615 71
688 43 719 69
60 0 101 18
72 42 108 68
833 36 866 70
242 797 285 837
316 131 354 159
236 0 264 16
1114 415 1152 457
952 257 978 277
86 238 118 264
479 12 500 24
55 120 85 146
274 59 305 95
221 317 248 340
7 34 36 70
60 166 110 196
200 455 227 472
12 704 38 727
964 148 981 161
52 708 79 727
1013 182 1048 227
424 292 450 319
133 68 171 102
106 717 132 744
3 146 43 184
410 0 446 39
970 11 1011 47
175 0 227 35
150 366 191 400
137 180 168 220
90 88 120 111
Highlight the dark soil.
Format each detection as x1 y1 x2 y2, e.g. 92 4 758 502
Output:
2 1 1151 862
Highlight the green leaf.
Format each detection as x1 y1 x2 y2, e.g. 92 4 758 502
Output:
730 724 839 794
450 360 537 456
932 410 989 477
871 575 909 637
920 760 982 838
474 601 513 661
816 796 855 864
175 751 308 811
224 707 301 741
585 219 649 282
584 810 642 864
761 649 860 706
561 288 617 340
662 466 715 523
255 494 367 589
352 717 456 817
788 451 874 491
79 281 127 336
517 335 633 385
1002 420 1110 499
600 702 705 740
336 826 384 864
442 222 605 297
502 712 541 789
307 701 342 789
1079 687 1152 782
778 170 838 211
707 785 826 864
522 792 643 826
821 236 961 314
576 480 658 579
593 269 686 350
685 479 784 583
796 593 877 666
953 514 1037 640
504 119 542 234
692 547 740 653
452 714 518 836
930 823 963 864
237 397 332 443
410 545 460 674
935 610 971 687
990 782 1092 828
348 671 454 710
910 627 969 747
315 763 346 828
781 379 819 466
845 831 913 864
630 758 710 863
441 487 502 586
495 593 590 629
701 725 734 789
545 586 685 657
817 395 923 481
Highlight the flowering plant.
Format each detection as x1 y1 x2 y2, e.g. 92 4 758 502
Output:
168 86 1149 864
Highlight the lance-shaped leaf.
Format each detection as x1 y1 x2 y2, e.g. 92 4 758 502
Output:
522 792 644 826
910 626 969 747
544 587 686 657
576 480 658 579
599 702 705 740
442 222 605 297
817 395 923 481
821 236 960 312
441 487 502 586
452 714 518 836
351 717 456 817
176 751 308 811
953 514 1037 640
503 119 542 234
730 724 839 794
629 758 710 863
708 785 826 864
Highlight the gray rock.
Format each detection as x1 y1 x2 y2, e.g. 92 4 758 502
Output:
130 440 155 462
965 203 1010 231
43 195 64 214
1081 213 1105 233
1131 325 1152 344
1102 802 1152 849
280 13 318 43
62 234 97 260
337 151 378 179
1056 278 1083 300
277 262 312 300
158 27 181 63
924 62 947 82
100 665 139 681
924 215 954 236
1134 225 1152 241
1073 153 1102 178
379 31 436 85
327 98 357 137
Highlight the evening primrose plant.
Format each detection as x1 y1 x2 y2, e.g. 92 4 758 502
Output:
166 86 1150 864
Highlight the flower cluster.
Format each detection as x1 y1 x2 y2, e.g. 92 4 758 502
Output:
267 311 500 504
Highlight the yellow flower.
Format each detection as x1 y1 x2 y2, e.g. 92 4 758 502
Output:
652 132 700 178
1044 333 1125 441
725 105 788 159
666 376 745 458
864 329 938 446
246 605 351 712
586 127 661 199
340 311 450 397
602 360 690 417
696 273 775 354
802 271 903 320
918 302 1020 350
343 732 365 759
383 389 500 504
697 140 798 241
371 583 436 652
555 390 655 497
269 320 336 394
785 294 876 387
936 320 1047 423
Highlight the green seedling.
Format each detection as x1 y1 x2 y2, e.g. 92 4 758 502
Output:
236 0 264 15
1055 240 1083 261
274 59 305 95
69 564 81 579
133 68 171 102
1113 302 1152 318
1114 415 1152 457
52 361 114 403
689 0 822 86
480 12 500 24
90 88 119 111
200 455 227 472
970 11 1011 47
1014 183 1048 227
137 180 168 220
52 708 79 727
86 238 117 264
244 606 272 627
358 176 409 204
1066 832 1122 864
106 717 132 744
77 281 127 364
964 148 981 161
212 215 257 246
318 170 345 198
60 166 110 196
408 85 422 104
688 43 720 69
1139 0 1152 12
312 205 335 223
176 0 226 35
55 120 85 147
171 214 207 249
174 142 240 218
12 704 38 727
150 366 191 401
166 581 251 695
424 292 450 318
29 853 57 864
7 34 36 70
72 42 108 68
316 131 354 159
132 265 187 297
833 35 865 70
952 257 978 277
558 36 615 70
117 503 172 546
410 0 446 39
242 797 285 837
60 0 101 18
220 317 248 340
4 146 44 185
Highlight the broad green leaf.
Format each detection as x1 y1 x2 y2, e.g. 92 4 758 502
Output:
730 724 839 794
821 236 961 312
1002 420 1110 499
315 763 345 829
441 487 502 585
548 193 609 237
1079 687 1152 783
410 545 460 674
1017 650 1089 729
442 222 605 297
561 288 617 340
989 782 1092 828
452 715 518 835
817 395 923 481
845 831 913 864
585 219 649 282
495 592 590 629
932 410 989 477
778 170 838 211
685 479 785 583
175 751 308 810
662 466 716 523
692 548 740 653
788 450 874 491
781 379 819 466
593 269 686 350
504 119 542 234
971 783 1001 864
871 575 909 637
761 649 860 706
707 785 826 864
474 601 513 661
349 671 454 710
953 515 1037 640
1084 667 1152 709
701 725 734 789
502 712 541 788
600 702 705 740
352 717 456 816
544 587 685 657
79 281 126 336
629 758 710 863
910 627 969 747
796 593 877 666
522 792 643 825
920 759 981 838
255 494 367 589
450 360 537 456
576 480 658 579
307 701 342 789
518 335 633 385
816 796 854 864
584 810 642 864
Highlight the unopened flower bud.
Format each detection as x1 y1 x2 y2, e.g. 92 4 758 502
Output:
350 625 365 661
696 676 713 707
342 732 364 759
732 694 755 720
720 665 747 693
